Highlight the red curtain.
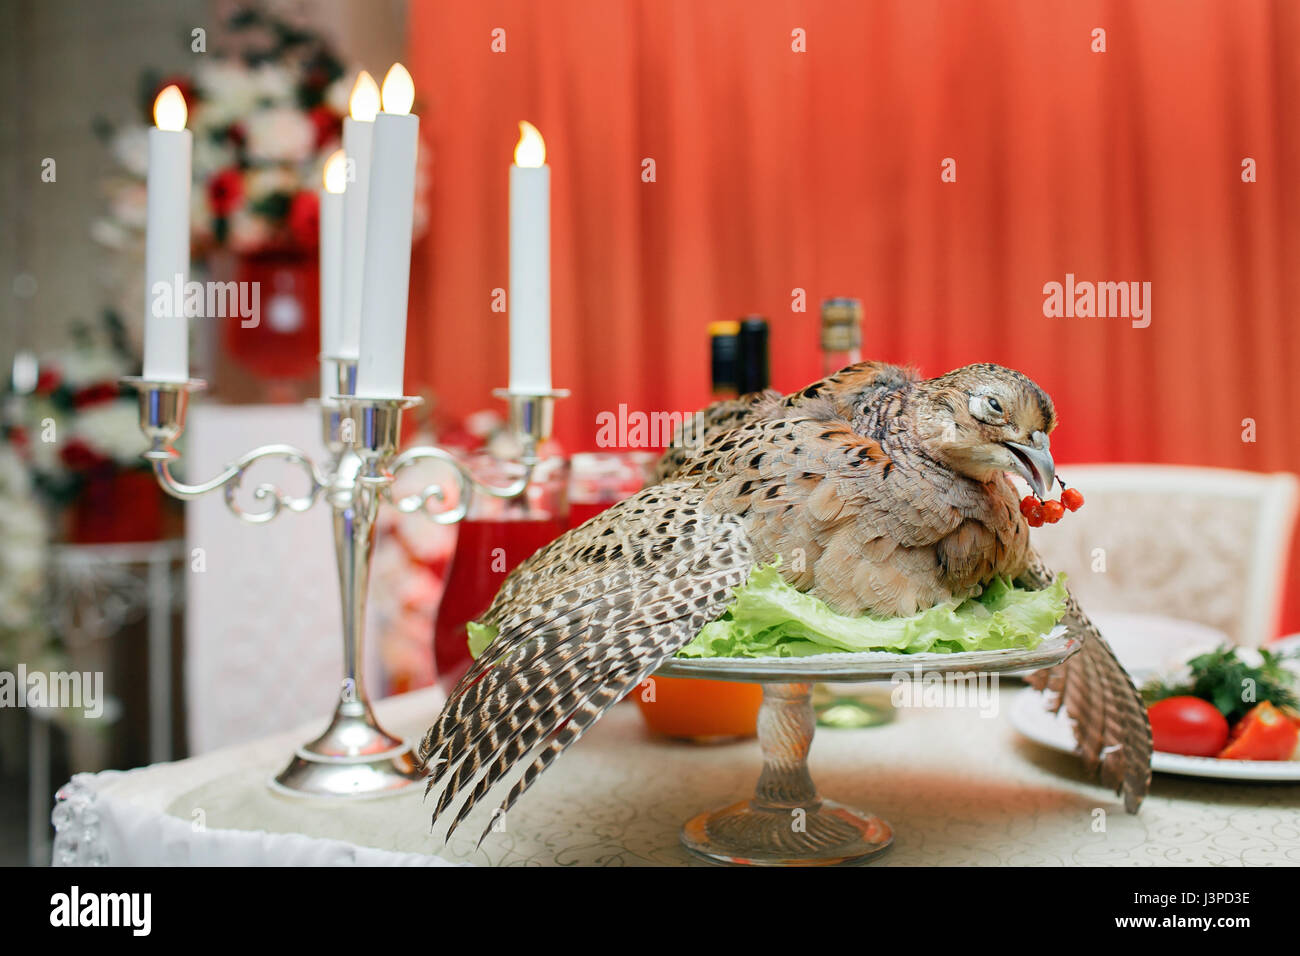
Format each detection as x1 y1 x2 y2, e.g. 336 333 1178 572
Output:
406 0 1300 633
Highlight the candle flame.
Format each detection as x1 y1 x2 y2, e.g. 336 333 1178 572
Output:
381 63 415 115
153 85 188 131
514 121 546 167
349 71 380 122
323 149 347 194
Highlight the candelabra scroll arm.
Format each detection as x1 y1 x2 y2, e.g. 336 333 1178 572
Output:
146 443 328 524
121 377 327 525
386 445 533 525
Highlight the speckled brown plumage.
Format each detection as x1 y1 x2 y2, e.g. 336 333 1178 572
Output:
1021 554 1153 812
651 389 783 483
419 361 1152 841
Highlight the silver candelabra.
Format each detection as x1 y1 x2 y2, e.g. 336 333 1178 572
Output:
122 361 566 798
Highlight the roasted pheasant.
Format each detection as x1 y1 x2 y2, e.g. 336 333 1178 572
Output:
419 361 1153 840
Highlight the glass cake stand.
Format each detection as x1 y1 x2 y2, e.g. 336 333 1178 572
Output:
655 632 1080 866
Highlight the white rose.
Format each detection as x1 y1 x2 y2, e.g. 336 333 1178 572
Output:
324 75 352 115
1 506 45 541
0 541 44 587
194 61 261 128
253 64 296 105
0 447 31 491
227 208 273 254
192 135 237 179
244 165 299 200
111 126 151 178
60 349 128 388
91 218 131 249
245 108 316 164
190 188 213 242
109 182 148 230
26 424 61 473
69 401 148 464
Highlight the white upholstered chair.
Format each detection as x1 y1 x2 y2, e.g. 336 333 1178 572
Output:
1029 465 1299 648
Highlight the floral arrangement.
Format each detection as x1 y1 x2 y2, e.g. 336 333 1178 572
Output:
0 442 57 673
3 314 157 537
93 7 431 382
96 8 350 257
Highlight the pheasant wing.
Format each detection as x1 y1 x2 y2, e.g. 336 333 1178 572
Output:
1021 553 1153 812
418 480 755 842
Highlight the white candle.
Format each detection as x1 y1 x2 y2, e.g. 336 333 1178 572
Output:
338 71 379 363
142 85 192 382
509 121 551 393
319 149 346 399
355 64 420 399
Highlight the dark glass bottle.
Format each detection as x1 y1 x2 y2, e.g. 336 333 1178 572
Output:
736 315 770 394
709 320 740 399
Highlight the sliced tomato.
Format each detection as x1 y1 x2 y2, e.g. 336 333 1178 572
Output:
1147 696 1230 757
1219 702 1299 761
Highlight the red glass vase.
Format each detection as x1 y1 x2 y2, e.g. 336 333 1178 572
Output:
432 457 569 693
69 468 164 544
221 251 320 397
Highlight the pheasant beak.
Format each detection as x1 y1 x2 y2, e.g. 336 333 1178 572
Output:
1004 433 1055 499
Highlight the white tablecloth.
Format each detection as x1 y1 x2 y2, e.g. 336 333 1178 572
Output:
51 683 1300 866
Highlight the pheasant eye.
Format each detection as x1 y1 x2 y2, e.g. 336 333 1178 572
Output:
986 397 1003 414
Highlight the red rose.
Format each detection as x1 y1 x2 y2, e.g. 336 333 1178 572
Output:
35 367 61 394
208 168 244 217
60 438 111 473
303 66 331 92
7 426 29 452
287 190 320 250
308 105 342 149
71 383 121 409
435 424 480 453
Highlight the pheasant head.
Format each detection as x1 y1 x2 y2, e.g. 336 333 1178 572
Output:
912 362 1058 497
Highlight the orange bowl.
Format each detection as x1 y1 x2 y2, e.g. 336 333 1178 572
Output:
634 674 762 740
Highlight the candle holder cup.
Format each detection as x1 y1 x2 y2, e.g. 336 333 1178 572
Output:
493 387 570 465
121 367 566 798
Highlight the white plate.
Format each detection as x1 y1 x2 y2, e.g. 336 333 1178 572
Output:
1089 612 1233 680
1008 686 1300 782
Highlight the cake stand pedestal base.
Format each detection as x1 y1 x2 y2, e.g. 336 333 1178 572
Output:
679 682 893 866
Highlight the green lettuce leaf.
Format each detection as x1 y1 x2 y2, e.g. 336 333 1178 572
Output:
467 621 496 660
465 565 1068 662
676 564 1068 659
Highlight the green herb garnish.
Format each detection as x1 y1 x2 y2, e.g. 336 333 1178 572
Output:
1141 646 1298 725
